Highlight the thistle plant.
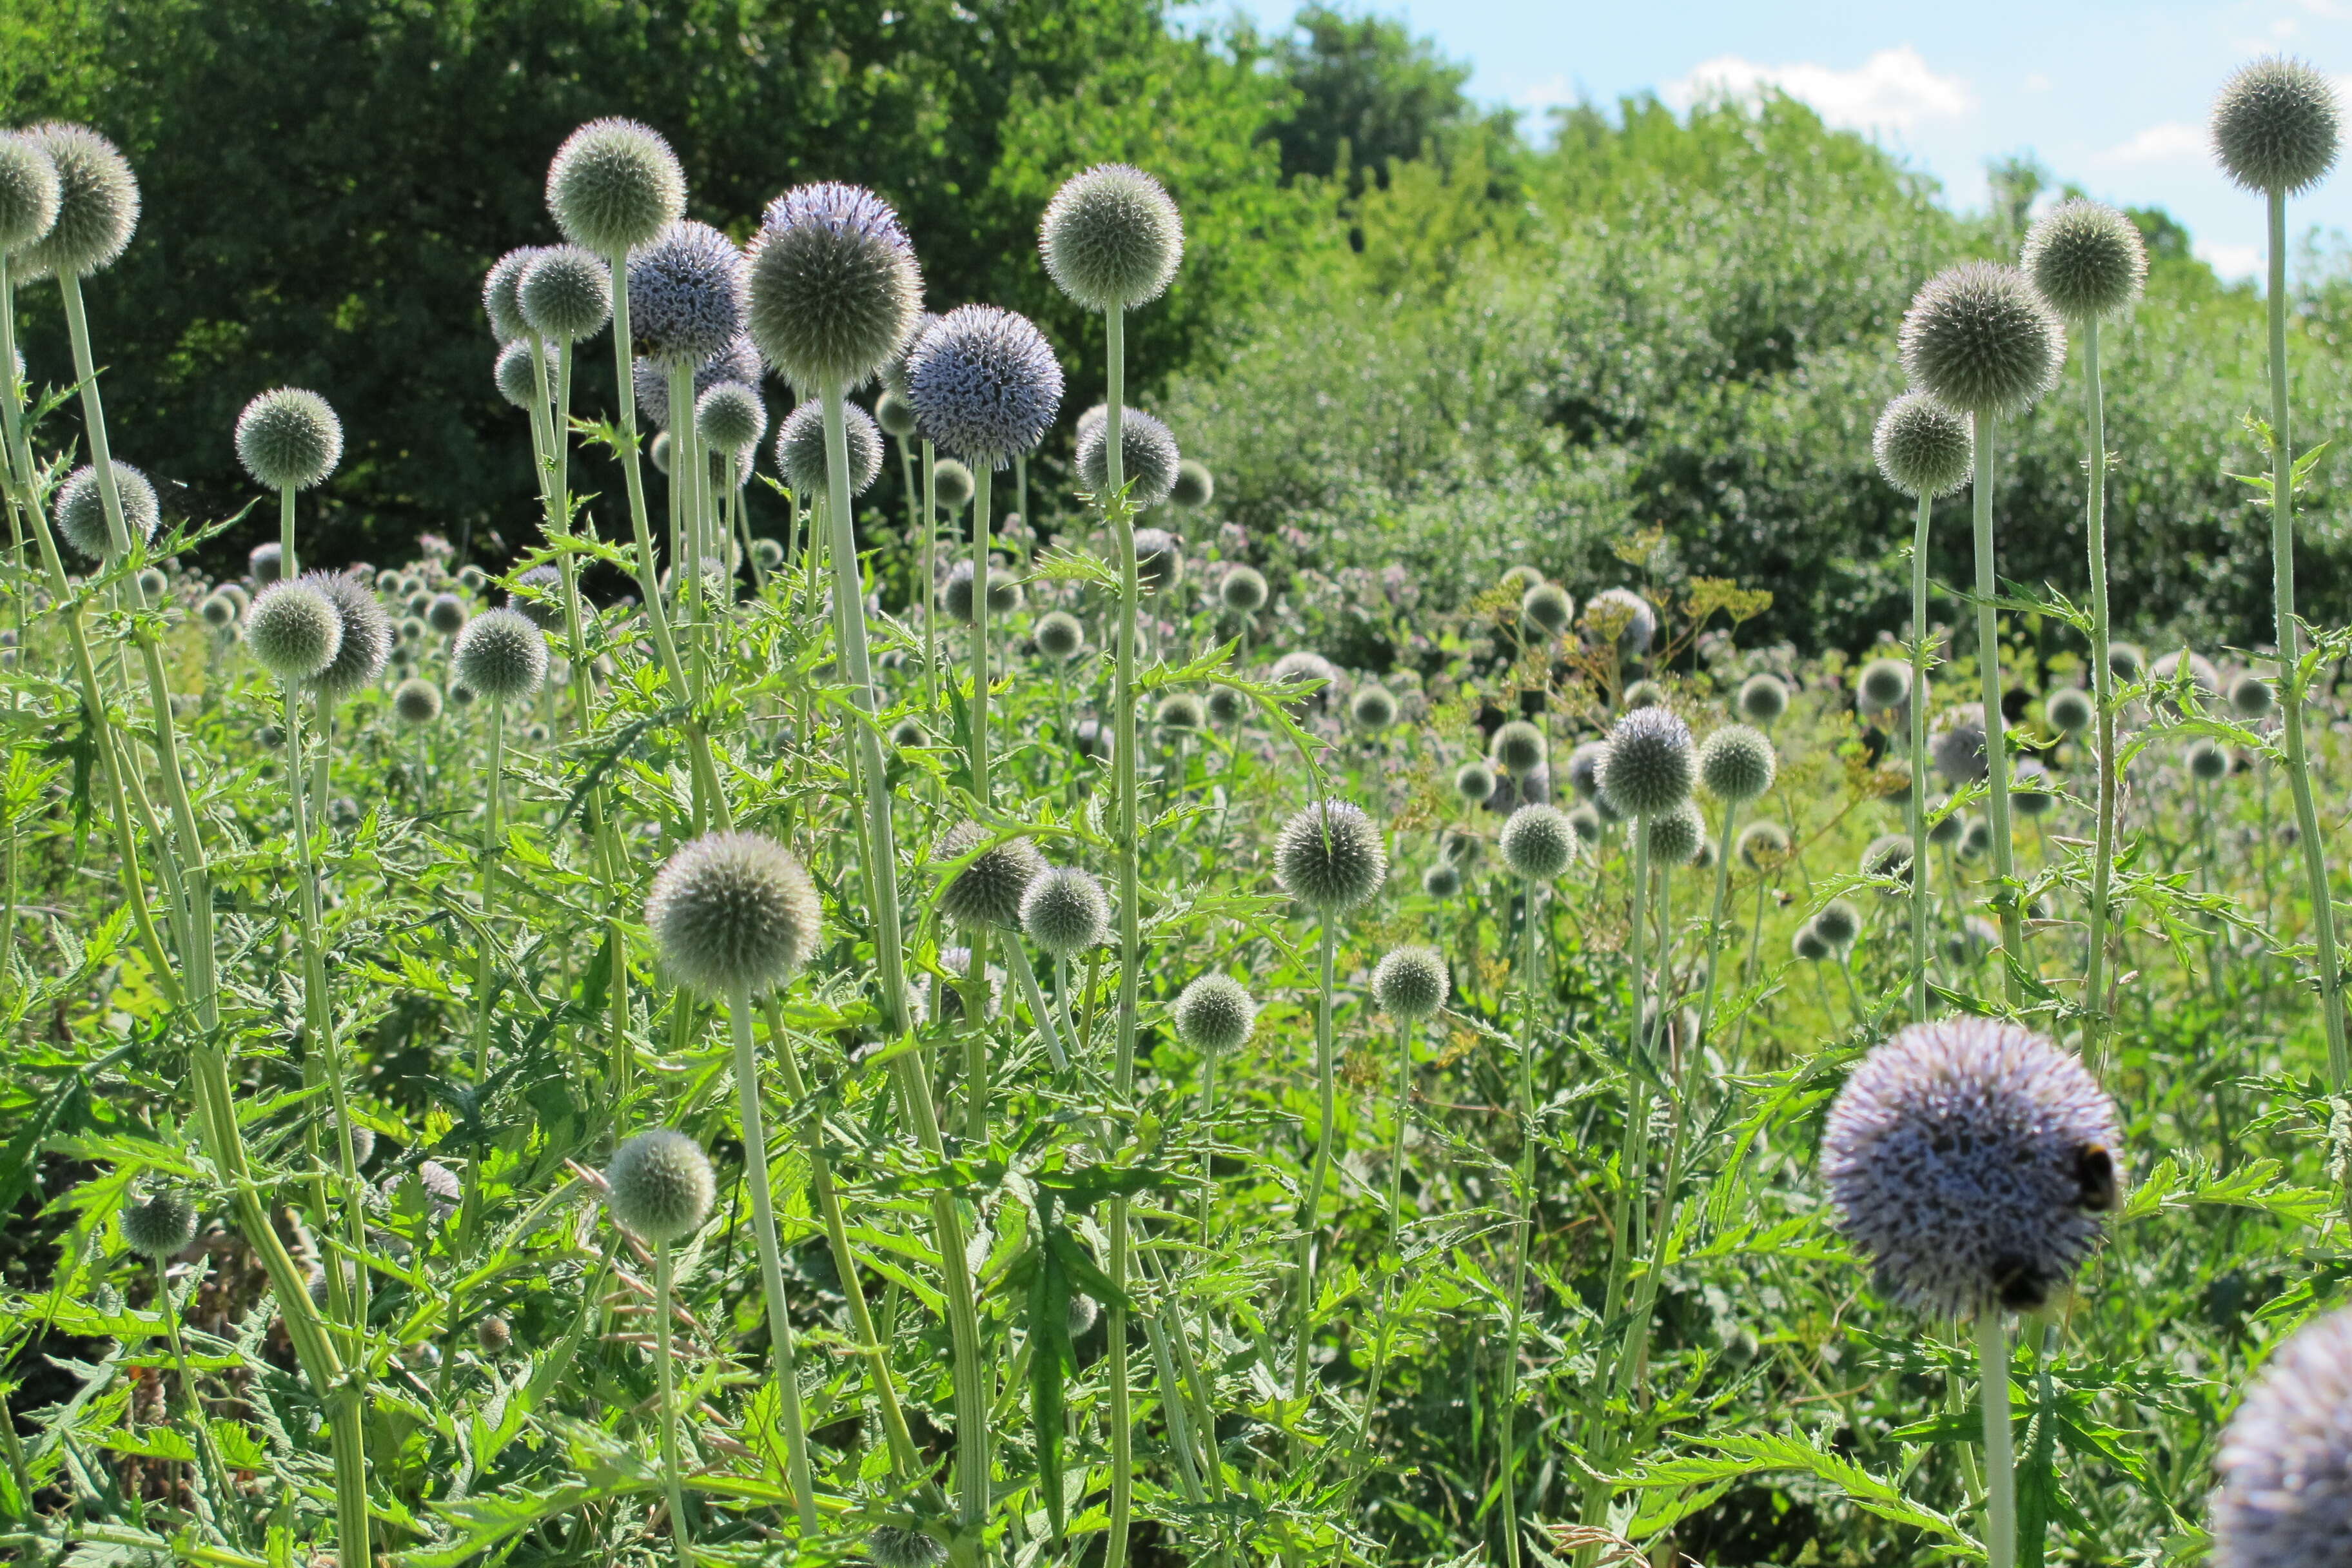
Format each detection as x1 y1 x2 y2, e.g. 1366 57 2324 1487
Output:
604 1128 717 1567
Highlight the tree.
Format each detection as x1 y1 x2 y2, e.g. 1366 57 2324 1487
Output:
1255 3 1473 194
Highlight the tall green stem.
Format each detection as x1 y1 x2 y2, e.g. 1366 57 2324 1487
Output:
1977 1310 2015 1568
1909 491 1934 1023
1102 306 1141 1568
728 986 820 1533
2081 318 2119 1061
1498 877 1540 1568
1970 416 2026 1004
653 1242 692 1568
1291 919 1340 1398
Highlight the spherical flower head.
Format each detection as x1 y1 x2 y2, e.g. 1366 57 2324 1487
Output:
236 387 343 491
245 582 341 681
746 182 923 393
1623 679 1669 711
1812 897 1861 947
874 388 918 438
17 123 137 279
1206 685 1245 725
1021 865 1110 957
1220 564 1268 612
1585 587 1656 657
627 220 747 371
906 304 1064 466
1564 804 1602 845
1861 832 1915 887
696 380 767 455
2010 758 2056 817
1899 262 2063 419
1643 799 1705 866
1489 720 1547 779
495 339 550 409
1275 799 1387 912
2187 738 2232 782
547 118 685 258
937 821 1046 929
426 592 467 635
2046 686 2095 734
866 1525 948 1568
1500 802 1578 881
121 1188 197 1259
304 571 392 697
1520 582 1573 636
647 830 821 996
481 246 542 342
1929 810 1965 848
1598 705 1695 818
2022 199 2147 324
1421 860 1464 897
1823 1015 2122 1317
1132 527 1184 591
751 537 785 572
1850 657 1909 715
2212 1305 2352 1568
2108 642 2146 682
942 560 1023 623
773 398 883 499
1872 391 1975 499
1035 609 1083 660
520 244 613 342
1738 672 1788 724
452 607 547 702
1350 685 1396 731
604 1128 714 1245
1170 458 1213 509
1157 691 1206 730
1699 723 1776 803
1454 760 1497 803
199 593 237 629
507 564 565 630
1738 818 1791 868
1372 946 1448 1019
55 460 158 560
2153 648 2221 700
1173 972 1257 1054
0 133 61 257
1792 922 1834 962
1562 740 1607 802
931 458 975 510
1040 162 1184 311
2230 672 2275 719
249 541 284 584
1931 704 1988 784
1269 649 1337 712
392 677 443 725
2213 55 2342 195
1075 404 1181 509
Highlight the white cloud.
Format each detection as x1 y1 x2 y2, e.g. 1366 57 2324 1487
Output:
2198 240 2262 280
2095 121 2204 168
1508 73 1578 113
1665 46 1972 133
2024 72 2052 92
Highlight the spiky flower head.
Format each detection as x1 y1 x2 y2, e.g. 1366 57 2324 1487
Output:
1220 564 1268 612
306 571 392 697
546 118 685 257
2011 758 2057 817
1206 685 1245 725
906 304 1064 466
1039 162 1184 311
1350 685 1396 731
481 246 542 342
1172 972 1257 1054
1520 582 1573 636
1872 391 1975 498
245 582 341 681
603 1128 714 1245
1899 262 2063 419
1929 810 1965 848
1821 1015 2122 1317
1738 672 1788 724
16 123 137 279
1500 802 1578 881
774 399 881 497
2187 738 2232 783
1455 760 1497 803
452 607 547 702
866 1526 948 1568
696 380 767 455
1623 679 1667 711
1739 818 1792 868
634 338 764 429
2046 686 2095 734
647 830 821 996
1861 832 1916 887
1812 897 1861 947
248 540 284 583
1930 704 1988 784
121 1188 197 1259
2153 648 2221 700
937 821 1046 929
2212 56 2342 195
1171 458 1213 508
1157 691 1206 731
875 389 918 438
199 593 237 629
1075 404 1180 508
1274 799 1387 912
1269 649 1338 712
932 458 975 508
0 133 61 256
942 560 1023 623
1856 660 1911 718
2230 672 2275 719
1132 526 1184 591
2212 1305 2352 1568
426 592 467 635
507 564 565 630
495 339 552 409
2021 199 2148 324
1699 723 1776 803
1642 800 1705 867
1035 609 1084 660
1792 922 1834 962
392 678 443 725
627 220 746 369
1560 740 1605 802
2108 642 2146 681
746 182 923 393
1489 720 1547 779
519 244 612 342
235 387 343 492
1372 946 1448 1019
1585 586 1657 657
1598 705 1695 818
1021 865 1110 956
55 460 158 560
1563 804 1601 844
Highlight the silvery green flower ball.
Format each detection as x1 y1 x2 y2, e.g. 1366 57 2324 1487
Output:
1642 799 1705 866
1899 262 2063 419
942 560 1023 623
1520 581 1573 636
495 339 551 409
1035 610 1084 660
1157 691 1206 731
481 246 542 343
1961 814 1993 861
1350 685 1396 732
1928 809 1964 848
1040 162 1184 312
1812 898 1861 947
2212 1304 2352 1568
932 458 975 509
1500 802 1578 881
235 387 343 492
121 1189 197 1259
1861 832 1914 887
1422 860 1462 897
1565 804 1602 845
1171 458 1213 509
874 389 917 438
746 182 923 393
1206 685 1246 726
245 582 342 681
1738 672 1788 724
2011 758 2056 816
475 1315 511 1355
1622 678 1667 710
628 220 747 369
546 118 685 258
1269 649 1338 712
906 304 1064 464
1489 720 1546 779
751 536 785 572
248 541 284 583
774 399 882 497
426 593 467 635
1173 972 1257 1054
2108 642 2146 682
603 1128 714 1245
452 607 547 702
696 380 767 455
647 830 821 996
1132 526 1183 592
1930 705 1988 784
1455 760 1496 803
55 460 158 560
0 132 61 256
2230 672 2275 718
1021 865 1110 957
1075 404 1180 509
1372 946 1448 1019
2021 199 2147 324
1563 740 1607 801
306 571 392 698
2152 648 2221 700
1698 723 1775 803
392 678 443 726
199 593 237 629
1792 921 1834 962
2212 55 2342 195
1873 391 1975 498
1220 564 1268 613
881 310 940 401
2046 687 2095 734
519 244 612 342
1274 799 1387 912
16 122 137 279
2187 738 2232 783
865 1525 948 1568
937 821 1046 929
1585 586 1656 658
1738 818 1790 868
507 564 565 631
1598 705 1695 818
1857 658 1912 714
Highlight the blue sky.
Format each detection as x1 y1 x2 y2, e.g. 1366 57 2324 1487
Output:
1192 0 2352 281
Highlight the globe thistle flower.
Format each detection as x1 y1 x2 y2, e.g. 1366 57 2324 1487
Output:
507 564 565 630
1585 586 1656 658
2212 55 2342 195
1075 404 1180 508
746 182 923 393
1565 805 1602 845
2211 1304 2352 1568
936 821 1046 929
647 830 822 997
1520 582 1573 636
2046 687 2095 735
1172 972 1257 1054
0 132 61 257
1170 458 1213 508
1739 818 1792 868
905 304 1064 466
1500 802 1578 881
218 582 250 612
1039 162 1184 311
1643 799 1705 867
865 1525 948 1568
1961 815 1993 860
1350 685 1396 731
1269 649 1338 711
1857 658 1912 715
2152 648 2222 700
546 118 685 257
306 571 392 698
1861 832 1915 887
518 244 612 342
751 537 785 572
2230 672 2275 719
403 589 431 617
1699 723 1776 803
494 340 551 409
54 460 158 560
2021 199 2148 324
1035 610 1084 660
627 220 747 369
941 560 1023 623
1812 898 1861 948
480 246 542 343
199 593 237 629
774 399 882 498
121 1189 197 1259
449 683 476 709
1489 720 1547 779
2011 757 2057 817
695 381 767 456
235 387 343 492
452 607 547 703
1132 527 1183 591
1274 799 1387 912
1899 262 2063 419
2108 642 2146 682
1372 946 1448 1019
1206 685 1246 726
1930 704 1988 784
1819 1015 2123 1316
932 458 975 509
475 1315 512 1355
2187 738 2233 782
244 581 342 682
1157 691 1206 731
1454 760 1497 804
1929 810 1965 848
1021 865 1110 957
604 1128 715 1245
1220 564 1268 613
425 592 467 636
1422 861 1462 897
392 678 443 725
1561 740 1607 802
1872 391 1975 498
15 123 137 279
1792 922 1834 962
1598 705 1695 818
1738 672 1788 724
